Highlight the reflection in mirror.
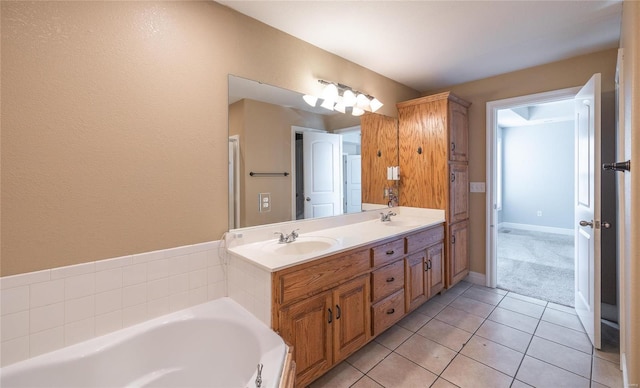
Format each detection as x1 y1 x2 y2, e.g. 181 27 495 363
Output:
228 75 366 229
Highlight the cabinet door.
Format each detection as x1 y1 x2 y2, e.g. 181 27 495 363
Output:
332 276 370 361
427 242 445 297
449 220 470 287
405 251 428 312
361 114 398 206
449 163 469 223
449 101 469 162
279 292 333 386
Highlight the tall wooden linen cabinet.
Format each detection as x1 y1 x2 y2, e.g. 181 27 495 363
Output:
397 92 471 288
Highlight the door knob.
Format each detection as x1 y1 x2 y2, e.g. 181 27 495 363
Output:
603 160 630 172
305 197 311 202
602 221 611 229
579 220 593 228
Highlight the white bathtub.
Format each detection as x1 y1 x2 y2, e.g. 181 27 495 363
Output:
0 298 287 388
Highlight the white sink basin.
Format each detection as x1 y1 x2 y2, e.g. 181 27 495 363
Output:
378 218 421 228
263 236 339 256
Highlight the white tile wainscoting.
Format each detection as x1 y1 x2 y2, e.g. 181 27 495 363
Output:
0 241 226 367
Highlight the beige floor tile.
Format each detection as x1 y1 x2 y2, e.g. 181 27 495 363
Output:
498 296 545 319
445 281 472 296
506 292 548 306
441 354 512 388
416 318 472 352
510 379 534 388
449 296 495 318
460 335 524 376
374 324 413 350
541 307 585 332
350 375 383 388
429 291 458 306
591 356 623 388
547 301 577 315
309 361 363 388
462 287 505 305
534 321 593 354
416 299 447 318
590 381 609 388
431 377 460 388
476 319 532 353
594 342 621 364
474 285 508 295
395 334 457 374
367 352 437 388
347 341 391 373
434 306 485 333
487 307 539 334
397 310 432 332
515 356 590 388
526 336 592 378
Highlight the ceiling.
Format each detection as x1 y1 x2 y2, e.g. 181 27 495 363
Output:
218 0 622 92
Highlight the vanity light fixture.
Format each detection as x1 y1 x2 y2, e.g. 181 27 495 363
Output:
303 79 384 115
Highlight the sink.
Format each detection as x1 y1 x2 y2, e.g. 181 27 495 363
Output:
263 236 339 256
378 218 421 228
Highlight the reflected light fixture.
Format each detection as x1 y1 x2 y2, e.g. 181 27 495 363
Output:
303 79 384 115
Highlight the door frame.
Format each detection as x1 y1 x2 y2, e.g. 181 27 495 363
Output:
485 86 580 287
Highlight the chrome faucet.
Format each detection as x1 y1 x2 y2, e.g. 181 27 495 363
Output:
274 229 299 243
380 211 397 222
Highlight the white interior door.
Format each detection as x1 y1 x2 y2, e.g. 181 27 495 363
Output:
574 73 601 349
345 155 362 213
303 132 342 219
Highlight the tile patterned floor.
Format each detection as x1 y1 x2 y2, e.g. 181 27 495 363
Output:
309 281 623 388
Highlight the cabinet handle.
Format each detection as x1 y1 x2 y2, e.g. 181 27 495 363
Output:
386 277 395 282
424 261 429 272
328 308 333 324
451 235 456 244
386 308 395 315
428 259 432 270
451 173 455 182
336 305 341 320
451 142 456 151
386 250 395 255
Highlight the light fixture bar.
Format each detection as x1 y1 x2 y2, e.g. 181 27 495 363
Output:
308 79 383 114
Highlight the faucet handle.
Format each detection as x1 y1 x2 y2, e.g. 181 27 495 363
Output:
274 232 285 243
291 229 299 238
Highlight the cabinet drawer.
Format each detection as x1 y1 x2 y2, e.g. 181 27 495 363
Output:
371 289 405 336
406 224 445 253
277 249 370 305
371 260 405 302
371 239 405 267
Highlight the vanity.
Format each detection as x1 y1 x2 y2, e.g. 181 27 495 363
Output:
226 207 446 387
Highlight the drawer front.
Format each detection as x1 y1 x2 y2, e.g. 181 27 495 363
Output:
371 260 405 302
371 239 405 267
277 249 370 305
371 289 405 336
406 224 445 253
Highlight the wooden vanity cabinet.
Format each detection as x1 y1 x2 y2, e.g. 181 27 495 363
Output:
397 92 471 288
404 225 445 313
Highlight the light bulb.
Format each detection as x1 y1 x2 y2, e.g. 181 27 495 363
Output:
303 95 318 107
334 102 346 113
342 90 356 107
322 83 339 101
356 93 370 109
352 107 365 116
369 97 383 112
320 98 335 110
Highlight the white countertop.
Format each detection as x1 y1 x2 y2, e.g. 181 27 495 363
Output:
226 207 445 272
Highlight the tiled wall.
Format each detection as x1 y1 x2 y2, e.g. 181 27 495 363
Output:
227 254 271 326
0 241 225 367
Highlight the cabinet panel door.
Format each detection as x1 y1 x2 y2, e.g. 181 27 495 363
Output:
449 101 469 162
428 242 445 297
449 163 469 223
279 292 333 385
449 220 470 286
405 251 428 312
361 114 399 205
333 276 370 361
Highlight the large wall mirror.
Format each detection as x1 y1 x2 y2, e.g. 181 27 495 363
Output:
228 75 398 229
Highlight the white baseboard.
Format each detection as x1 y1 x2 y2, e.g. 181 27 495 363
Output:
465 271 486 286
621 353 629 388
498 222 574 236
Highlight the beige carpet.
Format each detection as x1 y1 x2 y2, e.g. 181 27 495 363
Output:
497 228 574 307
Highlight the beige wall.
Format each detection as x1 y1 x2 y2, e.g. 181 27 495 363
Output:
425 49 619 276
621 0 639 383
1 1 420 276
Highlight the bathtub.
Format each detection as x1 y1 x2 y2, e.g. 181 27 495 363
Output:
0 298 287 388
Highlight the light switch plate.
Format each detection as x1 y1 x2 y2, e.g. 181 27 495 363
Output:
470 182 486 193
